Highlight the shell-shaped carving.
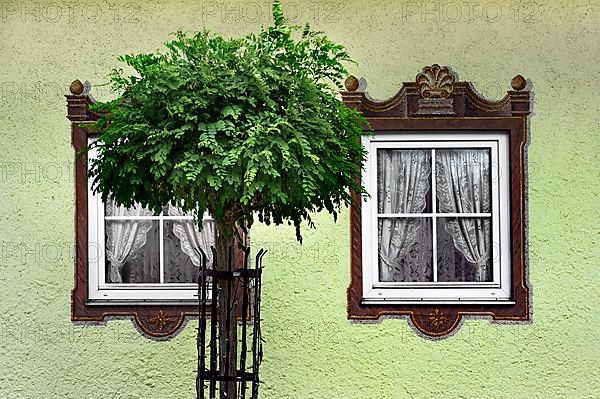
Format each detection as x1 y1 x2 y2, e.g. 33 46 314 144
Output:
416 64 456 99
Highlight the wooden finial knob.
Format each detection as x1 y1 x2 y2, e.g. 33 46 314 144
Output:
69 79 84 95
511 75 526 91
345 75 359 92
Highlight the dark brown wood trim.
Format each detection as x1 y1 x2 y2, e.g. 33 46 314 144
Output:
344 66 532 338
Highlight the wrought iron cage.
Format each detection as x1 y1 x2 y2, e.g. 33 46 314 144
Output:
196 246 266 399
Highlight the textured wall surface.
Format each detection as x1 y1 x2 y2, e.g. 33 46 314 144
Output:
0 0 598 398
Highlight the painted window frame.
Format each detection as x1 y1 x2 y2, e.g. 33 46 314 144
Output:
66 81 247 338
342 65 532 337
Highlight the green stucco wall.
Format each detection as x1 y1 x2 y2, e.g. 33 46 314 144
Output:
0 0 598 397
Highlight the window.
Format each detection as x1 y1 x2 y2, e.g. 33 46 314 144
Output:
342 65 532 337
87 141 216 304
361 132 511 304
66 81 244 338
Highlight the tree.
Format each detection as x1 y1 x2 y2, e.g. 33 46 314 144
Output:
87 1 368 396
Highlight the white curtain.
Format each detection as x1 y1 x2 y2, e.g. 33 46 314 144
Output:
105 198 154 283
378 150 431 281
168 205 216 268
436 149 491 281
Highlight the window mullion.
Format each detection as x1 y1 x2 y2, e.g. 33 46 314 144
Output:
431 149 438 283
159 215 164 284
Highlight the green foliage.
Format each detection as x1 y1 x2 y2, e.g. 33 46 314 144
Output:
88 0 369 241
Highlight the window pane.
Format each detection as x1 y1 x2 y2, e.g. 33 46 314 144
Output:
437 217 492 282
105 197 158 217
377 149 432 214
105 220 160 283
164 203 211 219
435 149 491 213
164 219 216 283
162 204 196 216
378 217 433 282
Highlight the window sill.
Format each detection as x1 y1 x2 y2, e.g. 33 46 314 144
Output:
361 298 515 305
86 299 203 306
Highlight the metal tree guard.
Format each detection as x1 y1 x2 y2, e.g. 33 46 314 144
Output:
196 246 266 399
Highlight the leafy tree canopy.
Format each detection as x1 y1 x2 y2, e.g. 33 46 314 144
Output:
89 1 368 242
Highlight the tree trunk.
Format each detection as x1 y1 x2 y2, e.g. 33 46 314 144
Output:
216 231 238 399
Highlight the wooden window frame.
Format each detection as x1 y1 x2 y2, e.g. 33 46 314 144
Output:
66 80 247 339
343 66 532 338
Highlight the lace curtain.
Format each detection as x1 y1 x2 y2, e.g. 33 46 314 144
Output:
121 225 160 283
436 220 480 282
377 149 431 282
105 198 154 283
105 200 216 283
168 205 216 267
376 148 492 283
436 149 491 281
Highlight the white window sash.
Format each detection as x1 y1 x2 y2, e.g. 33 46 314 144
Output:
87 140 210 304
361 132 511 303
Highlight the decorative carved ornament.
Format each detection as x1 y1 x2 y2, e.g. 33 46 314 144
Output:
342 65 532 338
427 309 448 328
414 64 457 115
416 64 455 99
342 64 530 118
